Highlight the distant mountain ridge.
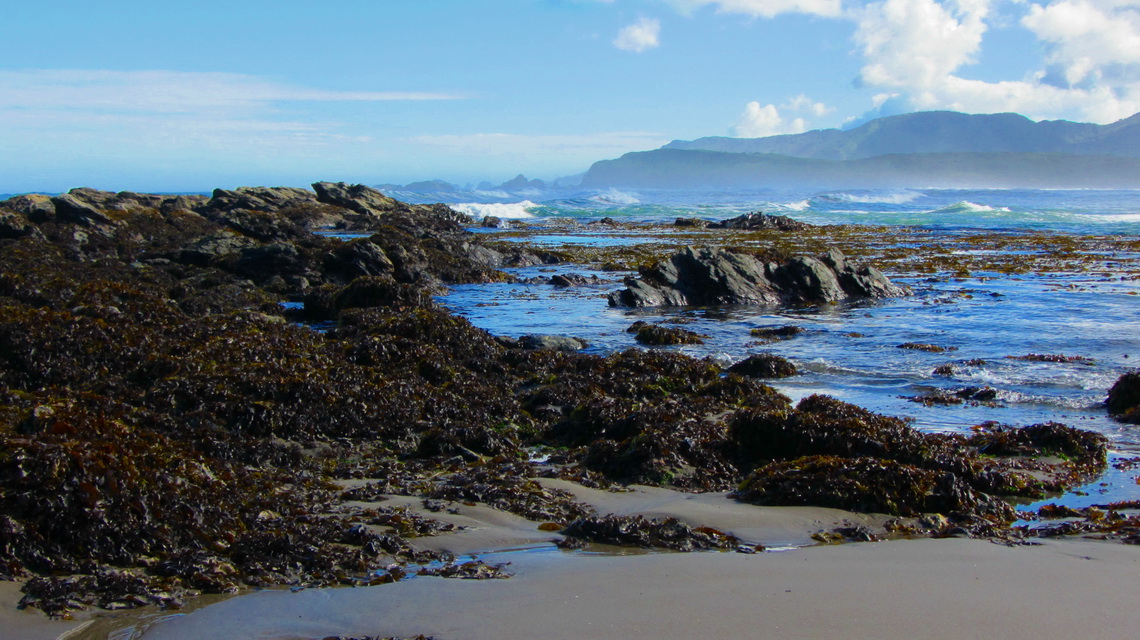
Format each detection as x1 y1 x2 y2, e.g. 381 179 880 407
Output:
663 111 1140 161
582 111 1140 189
582 149 1140 189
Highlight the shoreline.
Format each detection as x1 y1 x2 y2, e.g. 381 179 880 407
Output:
114 537 1140 640
2 185 1138 637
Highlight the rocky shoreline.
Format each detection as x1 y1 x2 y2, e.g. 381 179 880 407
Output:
1 185 1137 621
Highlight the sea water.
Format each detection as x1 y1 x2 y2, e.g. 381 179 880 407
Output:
431 187 1140 506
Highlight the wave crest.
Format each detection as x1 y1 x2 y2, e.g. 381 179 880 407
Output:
451 201 538 220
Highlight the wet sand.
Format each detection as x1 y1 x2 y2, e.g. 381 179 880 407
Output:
136 537 1139 640
9 484 1139 639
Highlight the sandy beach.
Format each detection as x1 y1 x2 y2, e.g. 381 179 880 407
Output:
10 482 1135 640
114 536 1140 640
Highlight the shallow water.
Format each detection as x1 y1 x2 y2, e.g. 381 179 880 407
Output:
438 187 1140 505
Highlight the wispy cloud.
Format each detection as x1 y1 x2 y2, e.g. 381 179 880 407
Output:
406 131 668 157
0 69 462 113
614 17 662 52
669 0 843 19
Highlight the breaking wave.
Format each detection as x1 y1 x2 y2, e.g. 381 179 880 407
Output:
451 201 538 220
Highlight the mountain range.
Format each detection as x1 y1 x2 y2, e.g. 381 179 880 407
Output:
582 111 1140 189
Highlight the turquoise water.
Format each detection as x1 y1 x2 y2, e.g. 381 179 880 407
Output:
393 186 1140 235
434 187 1140 505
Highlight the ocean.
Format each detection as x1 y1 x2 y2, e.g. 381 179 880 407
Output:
409 186 1140 510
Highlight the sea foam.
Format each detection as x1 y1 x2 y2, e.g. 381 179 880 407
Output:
451 201 538 220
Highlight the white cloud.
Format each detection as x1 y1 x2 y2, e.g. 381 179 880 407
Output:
1022 0 1140 86
669 0 843 18
731 94 834 137
732 102 807 136
614 17 662 52
853 0 990 91
848 0 1140 123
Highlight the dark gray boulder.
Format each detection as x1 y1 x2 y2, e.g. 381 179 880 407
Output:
608 246 909 308
203 186 316 213
0 210 38 239
1 194 56 221
708 212 810 231
518 335 589 351
312 181 400 216
323 238 395 280
50 194 118 227
235 243 308 282
1107 370 1140 424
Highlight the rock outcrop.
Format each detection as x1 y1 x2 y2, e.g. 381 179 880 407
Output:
608 246 909 308
707 212 810 231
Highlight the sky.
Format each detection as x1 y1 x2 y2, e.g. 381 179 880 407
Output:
3 0 1140 192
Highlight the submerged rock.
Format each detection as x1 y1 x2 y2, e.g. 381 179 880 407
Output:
727 353 797 379
608 246 909 308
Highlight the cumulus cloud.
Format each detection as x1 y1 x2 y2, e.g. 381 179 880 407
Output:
848 0 1140 123
732 102 801 137
731 94 834 137
614 17 662 52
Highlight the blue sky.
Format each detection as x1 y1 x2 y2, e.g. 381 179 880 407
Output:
3 0 1140 192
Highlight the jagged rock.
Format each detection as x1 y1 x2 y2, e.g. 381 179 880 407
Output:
481 216 502 228
727 354 796 378
176 234 257 265
1106 370 1140 423
0 210 39 240
708 212 810 231
518 335 588 351
65 188 165 212
1 194 56 221
312 181 400 215
160 195 208 214
608 246 909 308
202 186 316 213
235 243 308 282
323 238 395 280
50 194 118 227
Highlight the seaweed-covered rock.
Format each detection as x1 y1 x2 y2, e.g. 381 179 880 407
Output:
729 395 954 469
560 514 737 551
608 246 908 308
727 354 796 379
1107 370 1140 424
626 321 705 345
734 456 1016 521
966 422 1108 472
